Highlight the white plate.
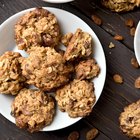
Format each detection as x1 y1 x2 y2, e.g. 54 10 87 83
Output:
42 0 74 3
134 21 140 65
0 7 106 131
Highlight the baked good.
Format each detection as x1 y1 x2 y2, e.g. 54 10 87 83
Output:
64 29 92 61
75 59 100 80
102 0 140 12
11 88 55 132
55 79 96 118
15 7 61 51
21 47 73 91
119 100 140 138
0 51 25 95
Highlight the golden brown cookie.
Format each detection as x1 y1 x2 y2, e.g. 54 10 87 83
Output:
21 47 73 91
0 51 25 95
15 7 61 51
64 28 92 61
55 79 96 118
75 59 100 80
119 100 140 138
11 88 55 132
102 0 140 12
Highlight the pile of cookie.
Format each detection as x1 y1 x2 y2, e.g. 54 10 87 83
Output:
0 8 100 132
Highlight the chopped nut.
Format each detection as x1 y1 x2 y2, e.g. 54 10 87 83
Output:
125 19 134 27
114 35 124 41
113 74 123 84
91 15 102 26
131 58 139 68
68 131 79 140
130 27 136 36
86 128 99 140
134 76 140 88
109 42 115 48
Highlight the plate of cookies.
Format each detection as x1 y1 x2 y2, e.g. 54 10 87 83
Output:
0 7 106 132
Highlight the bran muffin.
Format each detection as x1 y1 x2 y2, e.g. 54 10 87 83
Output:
21 47 73 91
64 29 92 61
11 88 55 132
15 7 61 51
55 79 96 118
0 51 25 95
75 59 100 80
119 100 140 138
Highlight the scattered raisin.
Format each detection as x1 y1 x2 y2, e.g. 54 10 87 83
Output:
86 128 99 140
114 35 124 41
109 42 115 48
91 15 102 26
125 19 134 27
113 74 123 84
130 27 136 36
68 131 79 140
134 76 140 88
131 58 139 68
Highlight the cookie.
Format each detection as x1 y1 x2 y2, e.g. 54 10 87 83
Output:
64 28 92 61
0 51 25 95
102 0 140 12
119 100 140 138
21 47 73 91
15 7 61 51
75 59 100 80
11 88 55 132
55 79 96 118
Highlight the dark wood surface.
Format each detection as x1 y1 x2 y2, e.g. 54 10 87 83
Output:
0 0 140 139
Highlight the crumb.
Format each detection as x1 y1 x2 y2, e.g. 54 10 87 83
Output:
86 128 99 140
114 35 124 41
68 131 79 140
109 42 115 48
91 15 102 26
125 19 134 27
134 76 140 88
130 27 136 36
131 58 139 68
113 74 123 84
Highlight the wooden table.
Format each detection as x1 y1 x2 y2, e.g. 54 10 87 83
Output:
0 0 140 139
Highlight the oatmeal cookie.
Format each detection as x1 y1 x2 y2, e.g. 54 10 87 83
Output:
15 7 61 51
55 79 96 118
21 47 73 91
0 51 25 95
75 59 100 80
11 88 55 132
64 29 92 61
102 0 140 12
119 100 140 138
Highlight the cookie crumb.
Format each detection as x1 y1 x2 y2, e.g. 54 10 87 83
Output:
109 42 115 48
68 131 79 140
134 76 140 88
86 128 99 140
130 27 136 36
113 74 123 84
114 35 124 41
125 19 134 27
91 15 102 26
131 58 139 68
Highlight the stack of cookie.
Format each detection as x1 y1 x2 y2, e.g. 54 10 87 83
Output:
0 8 100 132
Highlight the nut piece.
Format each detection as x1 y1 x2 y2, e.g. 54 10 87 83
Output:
0 51 26 95
130 27 136 36
134 76 140 88
15 8 61 51
68 131 79 140
131 58 139 68
75 59 100 80
113 74 123 84
22 47 73 91
64 28 92 61
109 42 115 49
125 19 134 27
55 79 96 118
119 100 140 138
86 128 99 140
114 35 124 41
11 88 55 132
91 15 102 26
